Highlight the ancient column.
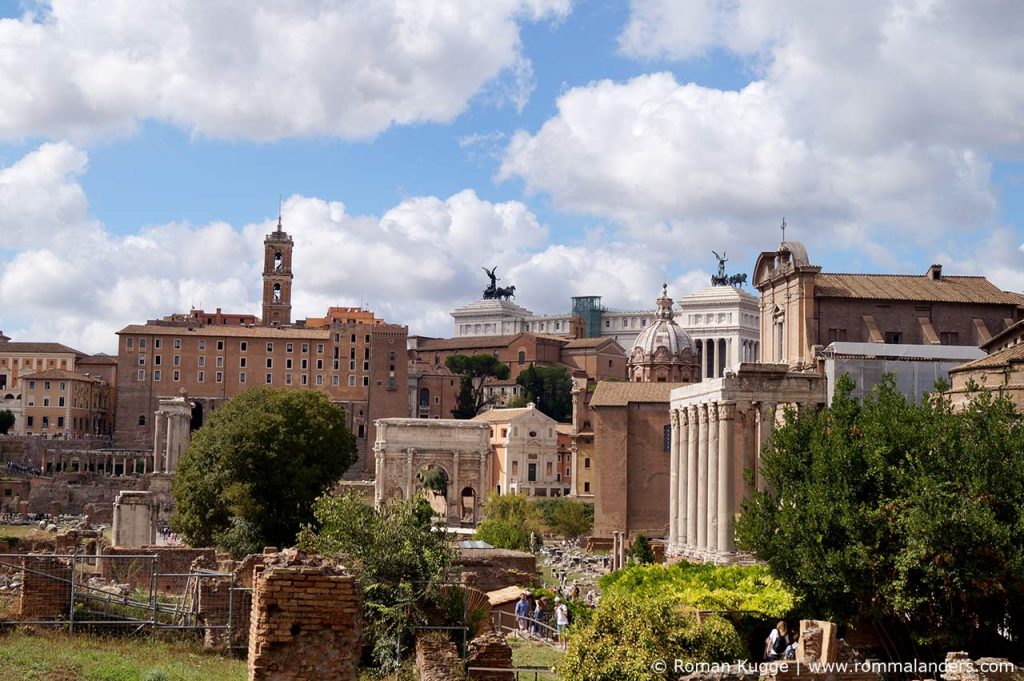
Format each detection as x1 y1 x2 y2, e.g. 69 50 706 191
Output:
479 450 489 503
451 451 460 524
717 403 736 556
668 409 680 549
405 448 415 500
756 403 774 492
686 405 699 553
677 408 689 549
152 413 165 472
373 449 384 506
695 404 709 550
706 402 720 554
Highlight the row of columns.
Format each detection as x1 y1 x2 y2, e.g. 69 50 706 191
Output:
152 405 191 474
610 530 628 570
740 340 760 363
696 338 731 380
668 400 778 562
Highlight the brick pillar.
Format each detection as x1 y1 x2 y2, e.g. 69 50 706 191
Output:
248 554 362 681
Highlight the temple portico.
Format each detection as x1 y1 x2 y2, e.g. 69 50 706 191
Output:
668 364 825 563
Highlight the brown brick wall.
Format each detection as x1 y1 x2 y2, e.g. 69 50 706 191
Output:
99 545 216 593
454 549 538 593
247 554 362 681
16 555 72 620
415 635 464 681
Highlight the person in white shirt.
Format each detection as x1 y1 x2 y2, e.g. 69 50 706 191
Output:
554 597 570 649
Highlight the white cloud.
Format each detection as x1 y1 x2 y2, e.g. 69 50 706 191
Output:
501 0 1024 272
1 142 707 355
0 0 571 141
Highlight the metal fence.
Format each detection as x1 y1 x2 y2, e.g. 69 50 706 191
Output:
0 552 250 647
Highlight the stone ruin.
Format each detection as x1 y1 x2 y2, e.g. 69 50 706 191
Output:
111 490 157 548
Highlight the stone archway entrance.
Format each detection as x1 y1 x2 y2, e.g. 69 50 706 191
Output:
460 487 477 525
416 464 450 518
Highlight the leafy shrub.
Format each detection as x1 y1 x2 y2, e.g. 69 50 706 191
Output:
600 563 796 618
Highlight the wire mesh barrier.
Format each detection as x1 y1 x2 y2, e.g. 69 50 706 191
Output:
0 552 250 646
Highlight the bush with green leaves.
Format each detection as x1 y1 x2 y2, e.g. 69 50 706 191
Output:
737 374 1024 656
533 498 594 538
627 534 655 565
557 592 745 681
171 387 356 557
599 563 796 619
298 492 455 672
474 492 545 550
0 409 15 434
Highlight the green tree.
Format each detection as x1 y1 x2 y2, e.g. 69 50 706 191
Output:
627 534 655 565
737 374 1024 656
515 365 573 422
474 492 546 550
445 354 511 418
171 387 356 557
0 409 15 434
299 492 455 672
549 499 594 539
417 466 449 497
558 592 745 681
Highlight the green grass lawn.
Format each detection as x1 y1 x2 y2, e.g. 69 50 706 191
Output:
0 631 247 681
0 524 44 540
508 637 564 681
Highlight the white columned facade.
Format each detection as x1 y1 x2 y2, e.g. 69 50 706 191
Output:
695 404 708 550
717 402 735 555
685 405 699 548
706 402 719 553
668 409 680 548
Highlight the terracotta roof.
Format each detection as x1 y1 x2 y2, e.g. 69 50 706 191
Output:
981 319 1024 352
118 323 331 339
20 368 103 382
589 381 690 407
0 341 84 356
79 354 118 365
950 342 1024 372
472 407 537 423
563 337 620 350
814 273 1021 305
414 335 517 351
554 423 574 435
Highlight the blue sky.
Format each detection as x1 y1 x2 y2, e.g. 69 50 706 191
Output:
0 1 1021 353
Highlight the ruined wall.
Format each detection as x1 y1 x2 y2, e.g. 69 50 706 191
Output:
99 546 216 593
24 472 173 518
247 551 362 681
466 631 512 681
16 555 71 620
415 635 463 681
454 548 538 593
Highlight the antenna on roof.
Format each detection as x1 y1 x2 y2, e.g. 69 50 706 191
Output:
780 217 787 242
276 195 283 233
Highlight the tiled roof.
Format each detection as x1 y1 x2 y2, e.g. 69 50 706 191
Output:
814 273 1022 305
79 354 118 365
118 324 331 339
19 368 103 382
0 342 84 355
472 407 535 423
589 381 690 407
563 337 617 350
414 335 518 351
950 342 1024 372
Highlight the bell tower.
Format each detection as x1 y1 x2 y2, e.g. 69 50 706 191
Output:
262 215 294 326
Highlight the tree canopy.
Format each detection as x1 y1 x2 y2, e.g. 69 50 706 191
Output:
473 492 545 550
736 374 1024 657
299 492 455 672
444 354 510 418
171 387 356 557
515 365 573 422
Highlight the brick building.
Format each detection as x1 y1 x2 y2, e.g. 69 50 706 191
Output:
472 403 566 497
113 219 408 478
752 241 1023 370
19 368 113 437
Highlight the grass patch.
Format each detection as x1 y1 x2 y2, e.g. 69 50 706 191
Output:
0 631 246 681
0 524 45 540
508 637 564 681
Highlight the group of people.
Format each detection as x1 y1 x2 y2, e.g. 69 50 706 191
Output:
764 621 798 661
514 592 571 648
5 461 41 476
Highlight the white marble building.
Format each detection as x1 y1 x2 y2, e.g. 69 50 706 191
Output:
676 285 760 380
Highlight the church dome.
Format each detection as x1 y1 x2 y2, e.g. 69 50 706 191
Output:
628 285 699 383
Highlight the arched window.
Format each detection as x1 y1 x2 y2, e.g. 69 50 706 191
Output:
272 283 282 302
419 387 430 408
517 350 526 365
273 252 283 271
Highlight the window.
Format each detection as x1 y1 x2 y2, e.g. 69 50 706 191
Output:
316 359 323 370
300 374 308 385
518 351 526 365
28 380 35 389
154 338 162 349
43 397 50 407
216 371 223 383
266 358 273 368
58 396 65 407
198 371 205 382
154 355 161 365
216 356 224 368
173 355 180 366
349 360 356 371
285 374 293 385
198 340 206 350
357 424 365 438
138 353 146 366
362 361 370 371
173 370 180 381
267 342 274 352
138 415 146 426
26 416 33 427
663 425 672 453
174 338 181 349
584 457 591 469
333 360 340 370
604 320 610 328
351 334 356 343
302 343 309 353
240 372 246 383
240 341 247 351
884 331 902 344
332 375 339 386
584 481 590 493
137 369 145 381
286 358 293 369
364 347 370 360
827 328 848 343
240 357 247 368
59 381 65 390
365 334 370 343
940 331 959 345
362 376 369 386
266 373 272 384
301 359 308 370
139 338 147 349
348 375 356 386
126 338 134 349
216 340 224 351
198 356 205 367
315 375 323 385
287 343 293 353
528 463 537 482
153 370 161 381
